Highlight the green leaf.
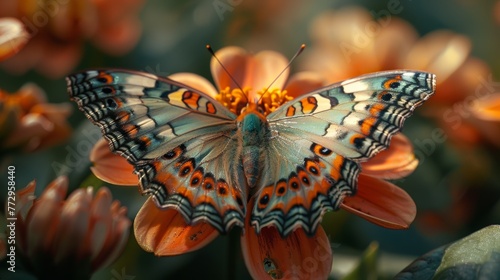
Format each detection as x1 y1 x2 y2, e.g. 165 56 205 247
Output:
395 225 500 280
78 172 104 190
342 242 379 280
434 225 500 279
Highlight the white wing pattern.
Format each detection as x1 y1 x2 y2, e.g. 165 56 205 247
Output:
68 69 435 236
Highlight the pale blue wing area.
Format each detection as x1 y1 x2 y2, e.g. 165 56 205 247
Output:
268 70 435 160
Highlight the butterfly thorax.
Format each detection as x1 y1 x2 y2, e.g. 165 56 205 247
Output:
238 103 269 189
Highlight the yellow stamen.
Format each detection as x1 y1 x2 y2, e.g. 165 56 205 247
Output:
215 86 250 115
216 87 293 116
257 88 293 115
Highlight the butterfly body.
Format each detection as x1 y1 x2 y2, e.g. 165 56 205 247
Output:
239 104 269 189
67 69 435 237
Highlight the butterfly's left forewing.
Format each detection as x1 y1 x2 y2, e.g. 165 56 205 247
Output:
252 71 436 236
67 69 247 232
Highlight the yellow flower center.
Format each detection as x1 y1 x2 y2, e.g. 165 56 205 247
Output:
215 86 249 115
216 87 292 116
257 88 293 115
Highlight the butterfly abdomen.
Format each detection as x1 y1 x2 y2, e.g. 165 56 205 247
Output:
240 112 269 188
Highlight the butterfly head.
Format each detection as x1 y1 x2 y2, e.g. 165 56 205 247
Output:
237 102 267 123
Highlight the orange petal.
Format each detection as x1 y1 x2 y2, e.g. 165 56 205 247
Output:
3 114 54 151
211 46 249 91
90 138 137 186
372 18 418 70
30 103 73 151
309 7 372 46
52 187 93 263
341 174 416 229
405 30 471 82
471 93 500 121
0 18 30 61
361 133 418 179
284 71 326 98
241 199 332 279
14 180 37 254
210 46 289 101
249 50 289 94
91 18 142 56
94 203 130 270
168 72 219 98
91 189 131 270
134 197 219 256
25 176 69 257
36 42 82 79
15 180 37 220
469 94 500 146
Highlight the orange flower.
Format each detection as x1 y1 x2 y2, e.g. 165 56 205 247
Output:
89 46 418 278
0 17 29 61
0 83 72 153
495 1 500 26
300 7 491 146
0 0 143 78
470 93 500 146
12 176 131 279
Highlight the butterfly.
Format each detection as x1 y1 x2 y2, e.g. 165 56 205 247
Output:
67 69 435 237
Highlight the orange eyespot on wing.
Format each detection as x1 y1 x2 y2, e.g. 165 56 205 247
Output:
116 111 131 123
369 103 386 116
182 90 201 109
360 117 377 135
96 71 114 84
275 180 288 197
286 105 296 117
300 96 318 114
206 101 217 114
257 185 274 209
383 75 402 89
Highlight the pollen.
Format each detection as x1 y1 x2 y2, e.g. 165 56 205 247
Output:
216 86 292 116
257 88 292 115
215 86 249 115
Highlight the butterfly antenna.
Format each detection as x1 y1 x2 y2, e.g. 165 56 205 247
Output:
257 44 306 104
206 44 248 104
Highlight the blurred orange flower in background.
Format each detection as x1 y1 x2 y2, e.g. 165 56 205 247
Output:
0 14 71 154
0 17 29 61
86 46 421 278
0 83 72 153
13 176 131 279
495 1 500 26
299 6 500 240
0 0 144 78
469 91 500 146
299 7 492 146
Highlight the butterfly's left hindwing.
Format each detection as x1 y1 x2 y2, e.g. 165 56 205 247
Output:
67 69 246 232
251 71 435 236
